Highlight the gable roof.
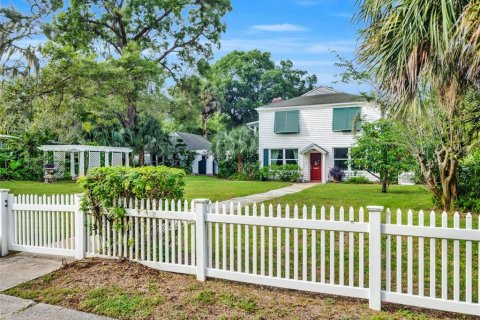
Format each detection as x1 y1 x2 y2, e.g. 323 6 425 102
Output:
258 87 366 110
171 132 211 150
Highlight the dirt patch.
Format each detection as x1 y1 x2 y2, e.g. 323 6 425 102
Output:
3 258 476 319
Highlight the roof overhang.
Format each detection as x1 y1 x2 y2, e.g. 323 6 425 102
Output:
299 143 329 155
38 145 132 153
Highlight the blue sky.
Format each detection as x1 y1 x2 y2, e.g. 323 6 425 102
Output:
214 0 364 93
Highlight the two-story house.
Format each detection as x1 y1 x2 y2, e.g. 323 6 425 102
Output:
257 87 381 182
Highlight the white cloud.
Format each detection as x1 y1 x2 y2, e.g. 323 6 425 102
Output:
251 24 307 32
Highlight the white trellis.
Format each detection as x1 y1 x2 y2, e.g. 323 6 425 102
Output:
39 145 132 179
53 151 65 179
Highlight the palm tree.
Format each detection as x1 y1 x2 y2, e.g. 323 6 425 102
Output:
199 79 221 138
356 0 479 210
211 127 257 174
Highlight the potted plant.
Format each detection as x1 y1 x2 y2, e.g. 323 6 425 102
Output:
329 167 345 183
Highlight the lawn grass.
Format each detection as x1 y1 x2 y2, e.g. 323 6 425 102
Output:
264 183 435 213
4 258 475 319
0 176 290 202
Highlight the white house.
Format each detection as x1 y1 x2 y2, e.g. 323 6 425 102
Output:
257 87 381 182
169 132 217 175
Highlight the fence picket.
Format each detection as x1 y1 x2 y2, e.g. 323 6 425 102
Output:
453 213 460 301
418 210 424 296
293 205 298 280
429 211 436 298
396 209 402 293
276 204 282 278
441 212 448 300
329 206 335 284
348 207 354 287
302 205 308 281
284 205 291 279
320 206 326 283
311 206 317 283
465 213 472 303
339 207 345 286
407 209 413 295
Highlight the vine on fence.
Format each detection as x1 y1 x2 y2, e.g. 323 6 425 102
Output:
78 166 186 228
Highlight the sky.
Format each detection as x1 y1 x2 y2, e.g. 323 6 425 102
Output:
6 0 365 93
214 0 365 93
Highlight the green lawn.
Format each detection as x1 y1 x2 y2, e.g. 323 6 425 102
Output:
0 176 290 202
264 183 435 212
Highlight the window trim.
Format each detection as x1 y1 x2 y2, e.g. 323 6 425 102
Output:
269 149 298 166
333 147 352 171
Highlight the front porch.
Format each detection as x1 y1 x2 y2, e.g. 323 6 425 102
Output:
299 144 328 183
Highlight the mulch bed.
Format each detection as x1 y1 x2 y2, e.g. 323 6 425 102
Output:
4 258 476 320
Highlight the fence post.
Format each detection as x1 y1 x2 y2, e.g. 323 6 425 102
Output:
0 189 10 257
74 193 85 260
194 198 209 281
367 205 383 311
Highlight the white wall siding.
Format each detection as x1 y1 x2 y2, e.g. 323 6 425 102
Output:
258 102 381 182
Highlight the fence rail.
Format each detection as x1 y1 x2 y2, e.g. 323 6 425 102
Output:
0 189 478 316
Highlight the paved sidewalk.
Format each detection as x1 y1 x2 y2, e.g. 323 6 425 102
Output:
0 252 73 291
218 183 316 208
0 294 112 320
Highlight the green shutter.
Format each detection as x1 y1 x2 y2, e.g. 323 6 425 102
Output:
333 107 361 131
274 110 299 134
263 149 269 167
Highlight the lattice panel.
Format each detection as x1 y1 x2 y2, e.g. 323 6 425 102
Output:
88 151 101 170
53 151 65 178
111 152 123 167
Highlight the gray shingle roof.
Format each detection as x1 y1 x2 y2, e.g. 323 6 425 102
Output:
258 92 367 109
171 132 211 150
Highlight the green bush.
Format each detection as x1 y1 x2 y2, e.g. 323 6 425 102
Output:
259 164 301 182
455 152 480 212
345 176 371 184
79 166 185 225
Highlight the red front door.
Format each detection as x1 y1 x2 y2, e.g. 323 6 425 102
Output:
310 153 322 181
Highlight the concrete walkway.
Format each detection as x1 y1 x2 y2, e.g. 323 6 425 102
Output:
218 183 316 208
0 294 111 320
0 252 73 291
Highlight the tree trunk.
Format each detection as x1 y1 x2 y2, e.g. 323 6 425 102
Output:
436 147 458 211
201 112 207 138
138 148 145 166
237 154 244 174
381 180 387 193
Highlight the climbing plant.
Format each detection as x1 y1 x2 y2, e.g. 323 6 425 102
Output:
78 166 186 227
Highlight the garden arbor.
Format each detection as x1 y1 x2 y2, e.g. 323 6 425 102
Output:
38 145 132 179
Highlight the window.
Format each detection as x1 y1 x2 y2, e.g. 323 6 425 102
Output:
332 107 361 132
270 149 298 165
333 148 349 170
274 110 300 134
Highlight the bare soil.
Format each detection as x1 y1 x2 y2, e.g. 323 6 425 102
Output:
4 258 477 320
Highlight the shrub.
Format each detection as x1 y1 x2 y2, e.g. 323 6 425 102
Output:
455 152 480 212
260 164 301 182
79 166 185 226
329 167 345 182
345 176 370 184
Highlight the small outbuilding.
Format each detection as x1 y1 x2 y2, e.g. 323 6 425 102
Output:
170 132 217 175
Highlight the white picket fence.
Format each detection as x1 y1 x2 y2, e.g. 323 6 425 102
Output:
0 189 478 316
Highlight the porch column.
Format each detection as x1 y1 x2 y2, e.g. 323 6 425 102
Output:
79 151 85 177
125 152 130 167
70 152 75 179
105 152 110 167
322 153 326 184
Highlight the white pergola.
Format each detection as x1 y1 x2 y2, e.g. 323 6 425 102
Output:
38 145 132 179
